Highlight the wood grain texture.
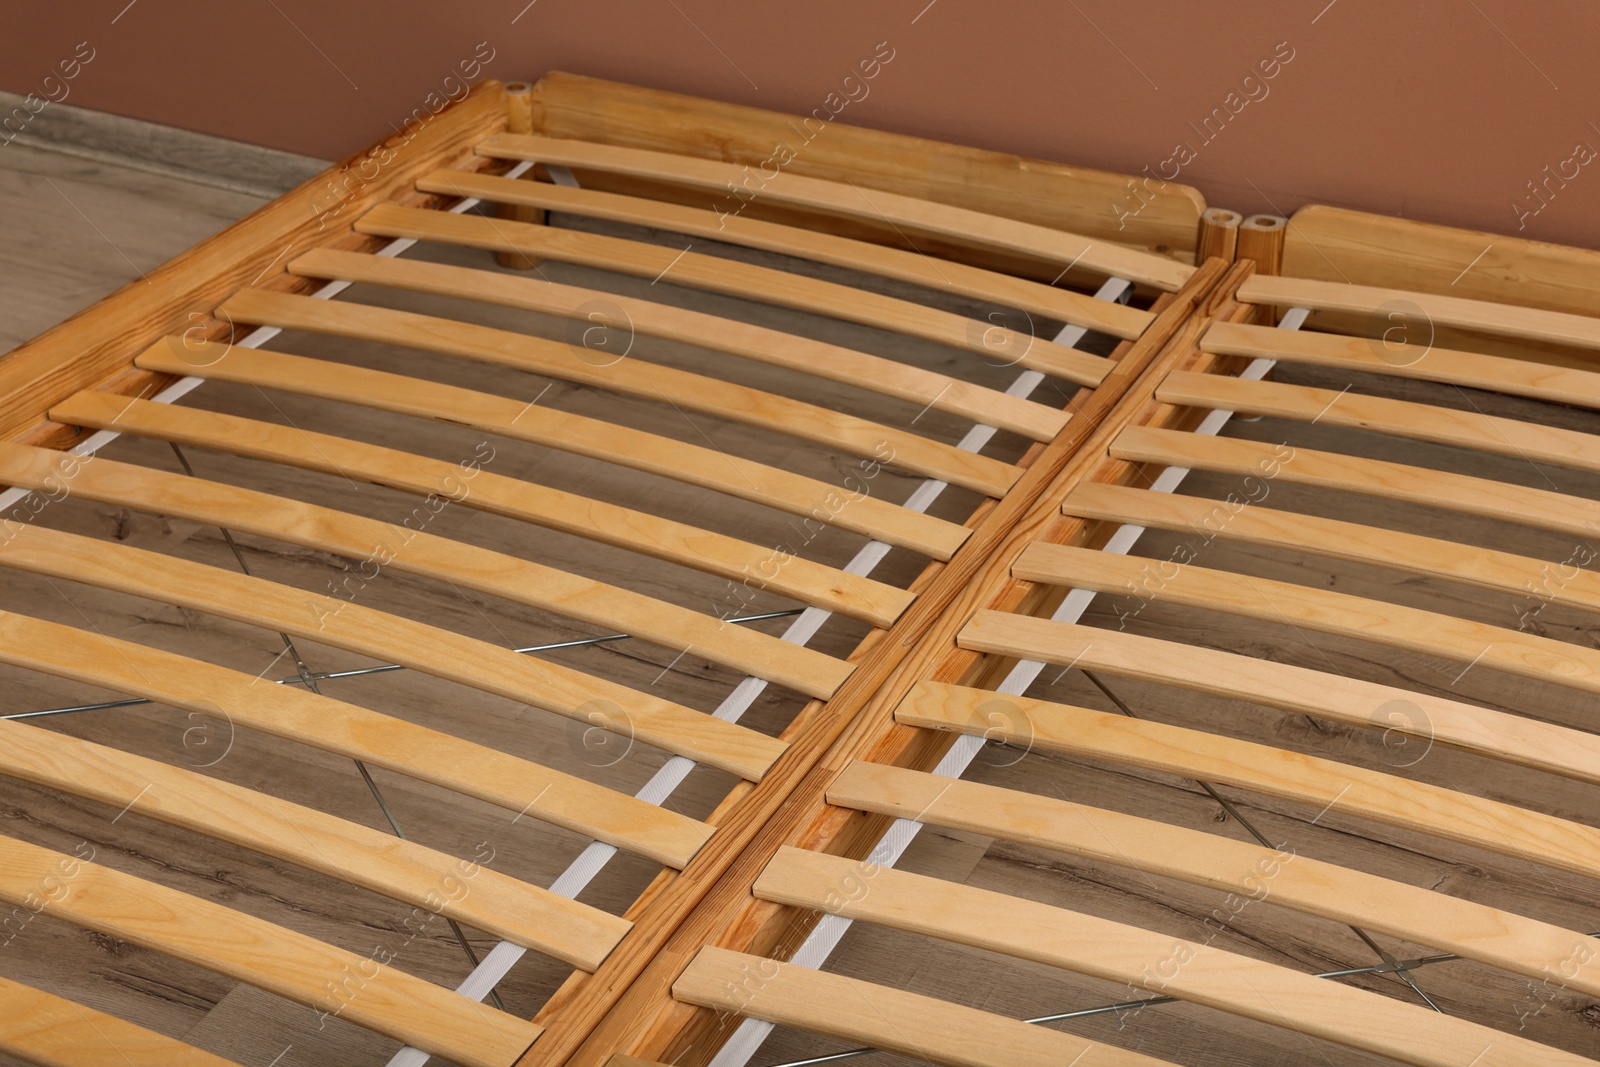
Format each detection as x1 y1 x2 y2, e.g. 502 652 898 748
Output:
1240 273 1600 351
1015 541 1600 698
355 204 1120 380
1060 481 1600 622
1202 320 1600 407
289 248 1070 442
0 974 243 1067
413 169 1151 335
0 82 507 444
1112 424 1600 541
477 135 1193 291
0 522 784 788
527 261 1239 1067
0 715 627 968
827 764 1600 1004
54 389 914 628
0 609 712 869
897 680 1600 881
0 439 851 700
218 288 1021 498
131 339 966 561
960 610 1600 786
0 833 541 1067
527 72 1205 261
755 846 1597 1067
1281 204 1600 317
1158 368 1600 473
671 946 1177 1067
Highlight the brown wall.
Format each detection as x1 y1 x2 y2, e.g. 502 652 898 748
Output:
6 0 1600 249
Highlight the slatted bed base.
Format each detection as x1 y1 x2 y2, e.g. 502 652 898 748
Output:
5 71 1600 1067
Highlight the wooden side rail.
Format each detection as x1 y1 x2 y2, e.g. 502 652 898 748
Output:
0 611 712 869
217 288 1022 498
355 204 1118 381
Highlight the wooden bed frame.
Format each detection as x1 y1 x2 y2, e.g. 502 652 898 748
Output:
4 71 1600 1067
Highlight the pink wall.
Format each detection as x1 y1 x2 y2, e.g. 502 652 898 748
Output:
6 0 1600 249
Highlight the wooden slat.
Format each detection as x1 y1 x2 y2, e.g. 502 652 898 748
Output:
898 680 1600 881
1239 273 1600 351
132 340 965 561
960 611 1600 786
0 715 627 968
54 390 912 628
412 169 1152 336
0 439 850 700
0 610 710 868
1112 424 1600 541
0 834 539 1067
672 946 1175 1067
0 975 244 1067
476 135 1193 292
1159 368 1600 473
0 522 783 786
1014 541 1600 698
756 846 1594 1067
355 204 1119 382
217 288 1021 498
1202 320 1600 408
290 248 1070 442
829 763 1600 1002
1062 481 1600 621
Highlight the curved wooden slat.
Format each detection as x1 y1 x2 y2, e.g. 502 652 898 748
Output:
131 340 966 561
0 834 539 1067
0 440 850 700
897 680 1600 881
0 975 243 1067
412 169 1151 335
217 288 1022 498
290 249 1070 442
960 610 1600 786
0 523 783 784
1202 320 1600 408
1014 541 1600 697
0 610 710 868
477 134 1193 292
829 763 1600 1002
1062 482 1600 621
1112 424 1600 541
1238 274 1600 351
356 203 1120 381
53 390 912 629
1158 369 1600 474
0 715 628 968
673 946 1175 1067
756 846 1593 1067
